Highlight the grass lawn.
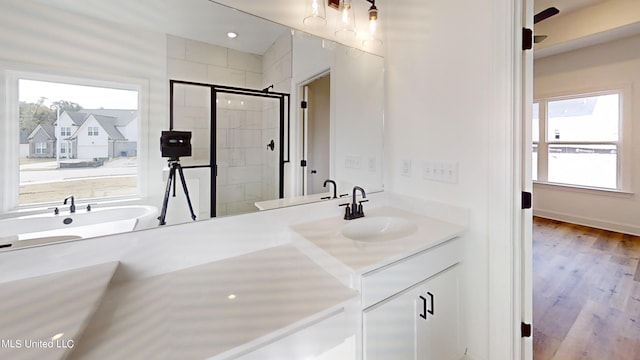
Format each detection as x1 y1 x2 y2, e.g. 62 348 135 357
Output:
19 176 137 204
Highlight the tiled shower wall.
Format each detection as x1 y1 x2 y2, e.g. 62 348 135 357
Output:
262 32 293 200
167 34 291 217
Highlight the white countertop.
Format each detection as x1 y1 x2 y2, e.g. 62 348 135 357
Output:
289 206 466 274
0 262 119 360
254 192 334 211
68 244 358 359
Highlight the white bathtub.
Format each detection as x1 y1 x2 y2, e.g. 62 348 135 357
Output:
0 205 158 247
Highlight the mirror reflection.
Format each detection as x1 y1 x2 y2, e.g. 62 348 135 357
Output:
0 0 384 248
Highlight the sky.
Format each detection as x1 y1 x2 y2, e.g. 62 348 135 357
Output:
19 79 138 110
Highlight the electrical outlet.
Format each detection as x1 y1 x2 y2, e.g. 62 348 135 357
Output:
368 157 376 172
401 158 412 177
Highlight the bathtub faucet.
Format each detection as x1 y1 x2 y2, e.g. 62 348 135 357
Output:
63 195 76 213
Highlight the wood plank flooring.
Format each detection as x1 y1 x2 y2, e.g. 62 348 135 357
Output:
533 217 640 360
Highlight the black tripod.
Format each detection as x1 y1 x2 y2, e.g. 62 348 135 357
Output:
158 158 196 225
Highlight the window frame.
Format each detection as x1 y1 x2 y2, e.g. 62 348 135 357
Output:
1 63 149 212
533 87 631 193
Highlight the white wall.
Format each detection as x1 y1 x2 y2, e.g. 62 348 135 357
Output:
383 1 519 359
533 34 640 235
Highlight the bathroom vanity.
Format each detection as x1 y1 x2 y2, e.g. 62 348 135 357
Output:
0 193 467 359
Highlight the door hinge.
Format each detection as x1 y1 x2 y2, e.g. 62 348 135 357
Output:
522 27 533 50
522 191 532 209
300 160 307 167
521 322 532 338
300 100 308 109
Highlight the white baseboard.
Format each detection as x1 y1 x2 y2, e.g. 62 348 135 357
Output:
533 208 640 236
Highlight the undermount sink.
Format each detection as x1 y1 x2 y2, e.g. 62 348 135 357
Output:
341 216 418 242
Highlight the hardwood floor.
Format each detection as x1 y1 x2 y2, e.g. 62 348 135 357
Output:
533 217 640 360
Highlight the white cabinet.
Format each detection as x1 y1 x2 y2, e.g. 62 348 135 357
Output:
363 264 462 360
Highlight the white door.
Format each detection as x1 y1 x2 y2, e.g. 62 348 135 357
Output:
303 74 331 195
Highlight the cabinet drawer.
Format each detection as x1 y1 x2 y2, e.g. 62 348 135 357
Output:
361 237 461 308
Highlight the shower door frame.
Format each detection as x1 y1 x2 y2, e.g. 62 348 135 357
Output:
169 80 290 218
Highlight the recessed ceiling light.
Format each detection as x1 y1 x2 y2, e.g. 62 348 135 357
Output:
227 32 238 39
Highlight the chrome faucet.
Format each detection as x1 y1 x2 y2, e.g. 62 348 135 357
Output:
323 179 337 199
63 195 76 213
340 186 368 220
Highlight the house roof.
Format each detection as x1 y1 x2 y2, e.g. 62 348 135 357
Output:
93 115 127 140
66 111 90 125
27 124 55 140
79 109 137 126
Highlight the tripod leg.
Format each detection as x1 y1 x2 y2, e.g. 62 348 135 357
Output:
157 164 175 225
176 164 197 221
172 163 177 197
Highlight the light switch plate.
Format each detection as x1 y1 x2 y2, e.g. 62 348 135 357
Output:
423 161 459 183
401 158 412 177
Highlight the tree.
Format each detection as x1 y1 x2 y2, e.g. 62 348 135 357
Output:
20 97 54 132
51 100 83 113
19 98 83 132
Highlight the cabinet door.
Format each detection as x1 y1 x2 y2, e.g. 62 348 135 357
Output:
363 284 422 360
416 265 461 360
363 265 461 360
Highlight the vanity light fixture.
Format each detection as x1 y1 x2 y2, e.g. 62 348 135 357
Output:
303 0 327 26
304 0 382 45
335 0 357 38
363 0 382 46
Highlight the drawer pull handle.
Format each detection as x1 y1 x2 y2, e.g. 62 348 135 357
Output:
427 291 434 316
419 292 435 320
419 295 427 319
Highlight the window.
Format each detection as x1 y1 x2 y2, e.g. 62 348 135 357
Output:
533 91 623 190
16 77 139 206
35 142 47 154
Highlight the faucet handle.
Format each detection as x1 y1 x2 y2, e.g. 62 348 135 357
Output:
339 203 351 219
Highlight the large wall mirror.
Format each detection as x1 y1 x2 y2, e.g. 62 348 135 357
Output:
0 0 384 249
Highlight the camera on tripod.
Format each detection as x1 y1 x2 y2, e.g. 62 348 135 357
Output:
158 130 196 226
161 130 192 159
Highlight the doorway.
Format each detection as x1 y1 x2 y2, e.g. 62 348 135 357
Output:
300 72 331 195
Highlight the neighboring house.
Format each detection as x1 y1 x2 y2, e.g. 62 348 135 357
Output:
55 109 138 160
19 129 30 158
27 124 56 158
